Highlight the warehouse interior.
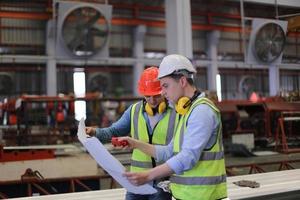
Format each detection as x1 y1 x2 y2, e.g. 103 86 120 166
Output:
1 0 300 199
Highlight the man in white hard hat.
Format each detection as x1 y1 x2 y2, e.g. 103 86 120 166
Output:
122 54 228 200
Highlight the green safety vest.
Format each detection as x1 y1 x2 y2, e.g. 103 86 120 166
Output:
130 101 178 172
171 97 227 200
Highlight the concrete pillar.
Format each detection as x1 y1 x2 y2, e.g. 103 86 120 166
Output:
46 20 57 96
165 0 193 58
269 65 280 96
206 30 220 91
133 25 146 96
46 59 57 96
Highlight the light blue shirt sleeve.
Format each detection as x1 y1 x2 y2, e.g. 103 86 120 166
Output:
155 142 174 161
155 103 219 175
95 105 132 143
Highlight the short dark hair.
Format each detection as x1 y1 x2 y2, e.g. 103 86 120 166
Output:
169 73 194 86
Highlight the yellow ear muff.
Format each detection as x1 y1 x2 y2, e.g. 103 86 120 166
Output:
145 101 167 116
158 101 167 114
145 103 154 116
175 97 191 115
175 90 201 115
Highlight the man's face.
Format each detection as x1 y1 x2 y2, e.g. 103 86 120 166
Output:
160 76 183 104
144 94 164 108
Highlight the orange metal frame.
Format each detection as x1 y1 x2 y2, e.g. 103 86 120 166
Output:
275 114 300 154
0 171 115 198
226 159 299 176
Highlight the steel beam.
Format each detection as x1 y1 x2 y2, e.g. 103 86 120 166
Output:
231 0 300 8
1 55 300 70
0 11 50 20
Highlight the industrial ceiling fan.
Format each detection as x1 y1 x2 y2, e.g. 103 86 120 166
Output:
55 2 112 59
246 18 288 65
253 22 286 63
62 6 109 57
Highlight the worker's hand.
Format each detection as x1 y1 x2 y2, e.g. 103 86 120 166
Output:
123 171 151 186
118 136 138 149
85 127 96 136
111 137 129 147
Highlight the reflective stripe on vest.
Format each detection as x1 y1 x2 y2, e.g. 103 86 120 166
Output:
170 174 226 185
132 102 142 140
131 160 164 168
130 101 178 172
173 151 224 161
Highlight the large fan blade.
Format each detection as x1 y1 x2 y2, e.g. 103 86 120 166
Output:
62 6 109 57
89 27 108 37
73 8 86 26
83 11 101 29
67 30 86 50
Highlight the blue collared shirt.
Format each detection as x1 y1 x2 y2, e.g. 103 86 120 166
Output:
155 95 219 175
95 102 165 143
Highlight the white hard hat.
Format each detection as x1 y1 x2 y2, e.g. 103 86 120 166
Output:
158 54 196 79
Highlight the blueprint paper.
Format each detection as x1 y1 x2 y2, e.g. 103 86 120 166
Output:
77 118 157 194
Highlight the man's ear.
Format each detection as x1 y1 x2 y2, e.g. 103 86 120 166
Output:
179 76 188 87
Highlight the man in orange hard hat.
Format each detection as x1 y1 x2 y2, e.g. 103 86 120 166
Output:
86 67 178 200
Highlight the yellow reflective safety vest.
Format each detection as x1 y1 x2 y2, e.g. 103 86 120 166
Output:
130 101 178 172
170 97 227 200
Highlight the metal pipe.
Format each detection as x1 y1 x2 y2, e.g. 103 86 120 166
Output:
275 0 279 19
0 11 50 20
277 12 300 18
240 0 247 63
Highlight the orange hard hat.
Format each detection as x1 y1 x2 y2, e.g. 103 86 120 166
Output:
138 67 162 96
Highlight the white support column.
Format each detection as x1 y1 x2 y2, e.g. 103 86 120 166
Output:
133 25 146 96
165 0 193 58
269 65 280 96
46 20 57 96
206 30 220 91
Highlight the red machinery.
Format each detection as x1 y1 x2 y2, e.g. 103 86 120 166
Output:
0 145 55 162
216 100 267 141
216 99 300 152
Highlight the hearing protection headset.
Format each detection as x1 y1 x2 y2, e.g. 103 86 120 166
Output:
175 90 200 115
144 100 167 116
